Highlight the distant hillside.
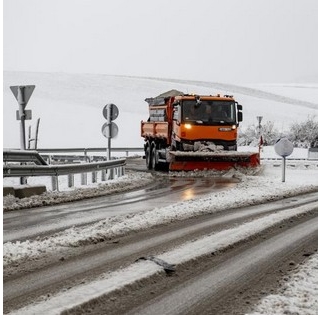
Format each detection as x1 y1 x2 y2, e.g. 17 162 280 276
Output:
3 72 318 148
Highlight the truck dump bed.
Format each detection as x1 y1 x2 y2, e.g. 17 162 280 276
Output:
141 121 169 139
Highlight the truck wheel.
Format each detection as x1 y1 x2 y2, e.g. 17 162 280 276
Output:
145 142 152 170
151 143 159 170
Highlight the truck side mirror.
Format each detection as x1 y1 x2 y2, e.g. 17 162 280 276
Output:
236 103 243 122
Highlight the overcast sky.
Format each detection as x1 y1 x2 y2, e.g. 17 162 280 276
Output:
3 0 318 84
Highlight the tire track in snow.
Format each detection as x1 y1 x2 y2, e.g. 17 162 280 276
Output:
7 201 317 315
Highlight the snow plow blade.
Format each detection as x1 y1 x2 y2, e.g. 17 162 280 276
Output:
169 151 260 171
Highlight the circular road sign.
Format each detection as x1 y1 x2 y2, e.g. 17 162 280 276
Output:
103 103 119 121
101 122 119 139
274 138 294 157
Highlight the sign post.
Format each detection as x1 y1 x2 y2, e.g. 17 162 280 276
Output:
102 103 119 160
274 138 294 182
10 85 35 150
10 85 35 184
102 103 119 179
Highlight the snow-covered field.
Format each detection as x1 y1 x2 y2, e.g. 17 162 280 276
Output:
3 72 318 149
3 72 318 314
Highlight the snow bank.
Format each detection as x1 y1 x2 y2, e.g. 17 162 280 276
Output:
3 171 154 211
248 254 318 315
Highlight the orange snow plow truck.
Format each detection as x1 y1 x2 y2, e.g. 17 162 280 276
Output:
141 90 260 171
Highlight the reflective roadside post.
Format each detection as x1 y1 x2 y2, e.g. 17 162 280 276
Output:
274 138 294 182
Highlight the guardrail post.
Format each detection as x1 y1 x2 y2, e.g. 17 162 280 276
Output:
68 174 74 188
101 169 106 181
51 176 59 191
81 173 87 185
92 171 97 183
108 169 114 180
119 166 125 177
20 174 28 185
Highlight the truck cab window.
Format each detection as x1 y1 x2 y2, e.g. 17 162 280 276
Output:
182 100 236 124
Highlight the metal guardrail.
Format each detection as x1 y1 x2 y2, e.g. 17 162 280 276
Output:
3 159 126 177
4 147 144 163
4 147 144 153
3 148 128 191
35 147 143 153
3 150 48 165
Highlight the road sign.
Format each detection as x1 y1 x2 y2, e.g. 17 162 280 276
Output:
101 122 119 139
103 103 119 121
274 138 294 157
10 85 35 105
102 103 119 163
274 138 294 183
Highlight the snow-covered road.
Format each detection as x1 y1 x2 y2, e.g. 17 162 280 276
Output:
3 147 318 314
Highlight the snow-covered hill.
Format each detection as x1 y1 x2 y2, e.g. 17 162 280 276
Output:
3 71 318 149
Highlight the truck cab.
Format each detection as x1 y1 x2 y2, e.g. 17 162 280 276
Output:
171 94 243 151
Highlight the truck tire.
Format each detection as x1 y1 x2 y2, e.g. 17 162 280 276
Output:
145 142 152 170
151 142 159 171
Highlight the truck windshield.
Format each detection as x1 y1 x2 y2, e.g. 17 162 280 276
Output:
182 100 236 125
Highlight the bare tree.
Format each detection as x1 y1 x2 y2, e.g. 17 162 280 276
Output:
288 117 318 148
239 121 280 146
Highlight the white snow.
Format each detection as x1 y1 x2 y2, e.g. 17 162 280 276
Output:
245 83 318 104
248 254 318 315
3 171 154 210
3 72 318 149
2 73 318 314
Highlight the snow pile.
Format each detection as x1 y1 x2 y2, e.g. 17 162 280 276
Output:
160 205 317 265
248 254 318 315
3 171 154 211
